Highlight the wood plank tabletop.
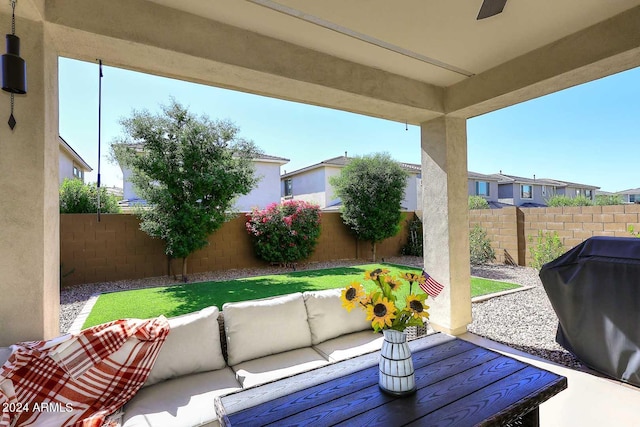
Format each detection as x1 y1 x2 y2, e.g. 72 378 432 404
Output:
216 333 567 426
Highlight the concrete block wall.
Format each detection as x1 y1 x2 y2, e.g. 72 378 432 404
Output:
60 212 412 287
469 205 640 267
468 207 524 265
520 204 640 265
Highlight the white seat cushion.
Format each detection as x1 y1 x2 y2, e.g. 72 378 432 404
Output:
313 330 384 362
145 306 226 387
223 293 312 366
232 348 330 389
303 289 371 345
122 368 241 427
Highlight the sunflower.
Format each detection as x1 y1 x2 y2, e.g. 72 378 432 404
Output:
366 297 397 330
364 268 390 281
401 272 425 284
340 281 365 312
384 275 402 291
405 294 429 320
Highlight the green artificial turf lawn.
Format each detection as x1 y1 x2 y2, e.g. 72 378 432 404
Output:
82 263 520 328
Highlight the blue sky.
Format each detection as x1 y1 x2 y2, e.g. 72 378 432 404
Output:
59 57 639 193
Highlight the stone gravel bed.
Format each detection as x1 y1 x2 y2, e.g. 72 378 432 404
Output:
60 256 582 370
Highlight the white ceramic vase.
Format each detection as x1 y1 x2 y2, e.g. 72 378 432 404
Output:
378 329 416 395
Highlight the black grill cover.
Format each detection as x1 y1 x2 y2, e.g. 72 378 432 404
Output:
539 236 640 386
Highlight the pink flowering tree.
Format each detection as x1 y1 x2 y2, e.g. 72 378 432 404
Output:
246 200 322 264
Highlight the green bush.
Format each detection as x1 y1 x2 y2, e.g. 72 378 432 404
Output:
469 225 496 265
469 196 490 210
401 217 423 256
246 200 322 264
59 178 120 214
596 194 624 205
529 231 565 270
546 195 594 207
546 195 576 207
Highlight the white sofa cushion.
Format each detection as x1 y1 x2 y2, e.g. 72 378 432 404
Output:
313 330 384 362
303 289 371 345
223 293 312 366
0 347 12 366
232 347 330 389
122 368 241 427
144 306 225 387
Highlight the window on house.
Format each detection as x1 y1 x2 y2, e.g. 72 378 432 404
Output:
542 186 546 197
521 185 532 199
630 194 639 203
475 181 489 197
585 189 593 199
73 166 83 180
284 179 293 197
576 189 582 196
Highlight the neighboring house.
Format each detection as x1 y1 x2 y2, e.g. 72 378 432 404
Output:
119 151 289 212
281 155 421 211
492 173 599 207
58 136 92 185
467 172 504 208
616 188 640 204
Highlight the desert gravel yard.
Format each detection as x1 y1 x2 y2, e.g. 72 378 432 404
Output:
59 256 581 369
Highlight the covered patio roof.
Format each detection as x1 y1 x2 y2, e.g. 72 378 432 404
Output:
1 0 639 344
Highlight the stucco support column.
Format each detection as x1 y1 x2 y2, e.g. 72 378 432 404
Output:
0 17 60 345
420 116 471 335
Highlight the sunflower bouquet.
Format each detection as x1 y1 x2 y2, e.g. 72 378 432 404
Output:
340 268 429 332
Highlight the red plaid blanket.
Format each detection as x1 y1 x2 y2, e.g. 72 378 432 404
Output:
0 317 169 427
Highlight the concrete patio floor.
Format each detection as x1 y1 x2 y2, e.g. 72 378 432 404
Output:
460 332 640 426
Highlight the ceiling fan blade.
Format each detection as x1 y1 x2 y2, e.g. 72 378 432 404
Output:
477 0 508 20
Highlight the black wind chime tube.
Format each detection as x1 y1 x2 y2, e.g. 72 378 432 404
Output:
1 0 28 130
97 60 103 222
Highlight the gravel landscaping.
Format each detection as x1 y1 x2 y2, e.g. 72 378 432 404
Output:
60 256 582 370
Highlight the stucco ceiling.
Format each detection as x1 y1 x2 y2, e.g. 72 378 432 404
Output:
143 0 640 87
10 0 640 122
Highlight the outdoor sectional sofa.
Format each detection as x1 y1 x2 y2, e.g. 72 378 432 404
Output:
1 289 392 426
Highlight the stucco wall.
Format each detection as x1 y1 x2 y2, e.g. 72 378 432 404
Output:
59 149 75 184
235 161 284 212
60 212 413 287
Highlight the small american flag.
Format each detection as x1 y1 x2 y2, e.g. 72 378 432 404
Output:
421 270 444 298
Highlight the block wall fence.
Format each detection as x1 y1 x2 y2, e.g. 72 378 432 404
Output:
61 205 640 287
60 212 412 287
469 204 640 266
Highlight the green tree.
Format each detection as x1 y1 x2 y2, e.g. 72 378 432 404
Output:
529 231 565 270
468 196 490 210
330 153 408 261
59 178 120 214
112 100 260 281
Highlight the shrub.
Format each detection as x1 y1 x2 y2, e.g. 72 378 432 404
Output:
545 195 575 207
246 200 322 264
468 196 490 210
59 178 120 214
596 194 624 205
401 217 423 256
546 195 593 207
469 225 496 265
529 231 565 270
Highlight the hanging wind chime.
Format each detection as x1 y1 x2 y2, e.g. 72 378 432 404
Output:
97 59 103 222
1 0 27 130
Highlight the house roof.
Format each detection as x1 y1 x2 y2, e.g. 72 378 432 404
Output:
59 136 93 172
490 173 599 189
468 171 499 181
282 155 420 178
113 143 288 164
616 188 640 194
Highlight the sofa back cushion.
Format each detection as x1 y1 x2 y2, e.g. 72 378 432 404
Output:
144 306 225 387
0 347 12 366
224 293 312 366
304 289 371 345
